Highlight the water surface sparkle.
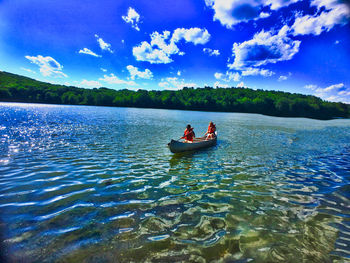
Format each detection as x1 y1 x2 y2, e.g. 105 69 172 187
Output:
0 102 349 262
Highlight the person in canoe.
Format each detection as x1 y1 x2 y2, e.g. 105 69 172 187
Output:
181 124 195 143
205 121 216 139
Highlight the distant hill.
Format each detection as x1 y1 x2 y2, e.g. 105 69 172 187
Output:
0 71 349 120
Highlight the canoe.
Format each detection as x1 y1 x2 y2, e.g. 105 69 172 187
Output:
168 133 217 153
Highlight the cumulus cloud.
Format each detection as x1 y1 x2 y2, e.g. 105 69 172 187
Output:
126 65 153 80
133 31 178 64
133 28 211 64
95 35 113 53
203 48 220 56
122 7 141 31
305 82 350 103
158 77 197 90
204 0 300 28
99 74 137 86
291 0 350 36
81 79 102 88
228 26 300 69
79 48 101 57
25 55 67 78
172 28 210 45
101 68 107 72
151 31 179 54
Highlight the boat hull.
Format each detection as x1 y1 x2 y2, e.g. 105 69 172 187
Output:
168 137 217 153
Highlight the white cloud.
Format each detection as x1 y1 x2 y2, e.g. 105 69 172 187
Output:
312 0 347 12
213 80 246 88
133 31 178 64
205 0 262 28
278 72 291 81
81 79 102 88
79 48 101 57
21 67 36 74
338 90 350 96
291 0 350 36
228 26 300 69
304 83 350 103
278 75 288 81
204 0 301 28
237 81 245 88
126 65 153 80
241 67 275 77
95 35 113 53
101 68 107 72
122 7 141 31
25 55 67 78
133 40 174 64
214 81 230 88
151 31 179 54
259 12 271 18
158 77 197 90
305 84 320 91
171 28 210 45
203 48 220 56
214 71 241 82
214 72 223 80
324 83 344 92
133 28 211 64
99 74 137 86
264 0 300 10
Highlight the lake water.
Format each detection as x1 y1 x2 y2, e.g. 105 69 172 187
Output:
0 102 350 262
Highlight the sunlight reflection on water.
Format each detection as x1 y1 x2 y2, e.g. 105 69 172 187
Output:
0 102 350 262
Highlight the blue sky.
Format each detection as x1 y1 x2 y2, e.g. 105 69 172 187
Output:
0 0 349 103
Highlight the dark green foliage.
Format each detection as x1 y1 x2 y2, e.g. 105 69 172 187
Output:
1 71 349 120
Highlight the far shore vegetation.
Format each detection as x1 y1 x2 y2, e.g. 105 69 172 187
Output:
1 71 349 120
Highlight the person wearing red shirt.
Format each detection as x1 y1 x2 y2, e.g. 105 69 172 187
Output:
181 124 195 143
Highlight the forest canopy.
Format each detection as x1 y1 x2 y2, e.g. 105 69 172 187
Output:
1 71 349 120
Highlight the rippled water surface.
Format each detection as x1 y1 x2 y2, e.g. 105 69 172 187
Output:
1 102 350 262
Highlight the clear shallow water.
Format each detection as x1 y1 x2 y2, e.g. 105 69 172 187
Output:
0 102 349 262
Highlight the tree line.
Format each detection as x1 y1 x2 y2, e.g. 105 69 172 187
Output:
1 71 349 120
